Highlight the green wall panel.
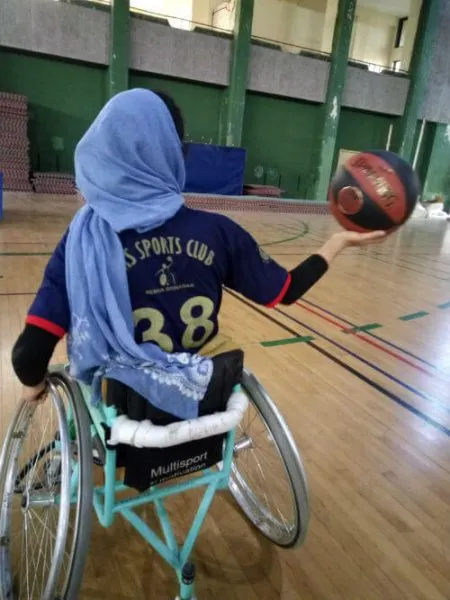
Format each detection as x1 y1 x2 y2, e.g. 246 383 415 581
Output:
423 123 450 201
337 113 435 193
336 108 396 164
130 71 222 145
242 93 321 199
0 48 106 173
412 121 435 188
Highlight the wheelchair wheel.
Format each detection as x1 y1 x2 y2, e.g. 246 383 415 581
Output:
228 369 309 548
0 371 93 600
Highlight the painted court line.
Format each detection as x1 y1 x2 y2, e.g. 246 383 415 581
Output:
0 292 36 297
301 299 438 370
297 301 436 377
225 290 450 438
261 336 314 347
368 254 448 281
399 311 429 321
344 323 383 333
261 221 309 247
438 301 450 309
276 307 450 414
0 252 52 257
389 254 450 277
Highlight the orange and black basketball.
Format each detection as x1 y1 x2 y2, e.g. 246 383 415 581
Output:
329 150 421 233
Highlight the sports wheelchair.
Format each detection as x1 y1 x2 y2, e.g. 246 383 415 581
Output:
0 364 309 599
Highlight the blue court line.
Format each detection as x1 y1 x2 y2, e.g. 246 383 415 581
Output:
274 307 450 415
302 299 438 369
438 301 450 309
226 290 450 438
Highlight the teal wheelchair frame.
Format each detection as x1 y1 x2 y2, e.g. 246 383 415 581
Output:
0 366 309 600
87 385 237 600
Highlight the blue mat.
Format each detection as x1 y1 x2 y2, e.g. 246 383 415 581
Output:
184 143 246 196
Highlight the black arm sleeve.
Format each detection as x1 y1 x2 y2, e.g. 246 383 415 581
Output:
12 325 60 386
280 254 328 305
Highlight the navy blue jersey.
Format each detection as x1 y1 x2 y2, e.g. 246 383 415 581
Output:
27 206 290 352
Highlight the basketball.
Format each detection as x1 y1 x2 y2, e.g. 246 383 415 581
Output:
329 150 421 233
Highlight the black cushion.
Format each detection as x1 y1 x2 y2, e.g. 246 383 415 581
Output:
105 350 244 491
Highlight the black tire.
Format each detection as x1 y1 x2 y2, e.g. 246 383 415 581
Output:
49 371 93 600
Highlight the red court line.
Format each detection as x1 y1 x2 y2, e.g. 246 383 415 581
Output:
295 301 435 378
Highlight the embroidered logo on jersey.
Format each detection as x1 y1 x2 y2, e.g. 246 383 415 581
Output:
156 257 176 287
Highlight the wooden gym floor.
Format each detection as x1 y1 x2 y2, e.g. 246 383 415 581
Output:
0 193 449 599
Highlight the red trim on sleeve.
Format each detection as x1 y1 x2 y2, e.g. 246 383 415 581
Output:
26 315 66 339
265 273 292 308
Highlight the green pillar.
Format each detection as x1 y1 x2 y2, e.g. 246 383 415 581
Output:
313 0 356 201
392 0 440 162
108 0 130 99
218 0 254 147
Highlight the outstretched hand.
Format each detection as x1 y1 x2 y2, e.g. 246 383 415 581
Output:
317 230 387 265
334 230 387 247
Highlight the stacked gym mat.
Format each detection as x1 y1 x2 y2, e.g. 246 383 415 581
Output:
32 172 76 195
0 92 32 192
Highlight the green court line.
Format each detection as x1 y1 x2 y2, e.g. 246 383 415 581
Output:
261 336 314 347
438 301 450 309
261 221 309 247
343 323 383 334
399 311 429 321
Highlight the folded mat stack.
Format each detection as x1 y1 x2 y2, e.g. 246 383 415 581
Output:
0 92 32 192
243 184 283 198
32 172 76 195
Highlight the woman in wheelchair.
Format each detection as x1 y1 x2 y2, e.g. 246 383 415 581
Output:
5 89 386 599
12 89 383 409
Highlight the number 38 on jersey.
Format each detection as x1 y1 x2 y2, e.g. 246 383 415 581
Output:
133 295 215 353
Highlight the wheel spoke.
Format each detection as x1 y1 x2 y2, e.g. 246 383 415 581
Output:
228 373 309 547
0 373 93 599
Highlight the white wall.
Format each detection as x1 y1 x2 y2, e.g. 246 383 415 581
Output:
321 0 338 53
397 0 422 71
251 0 325 52
350 6 397 67
212 1 235 30
191 0 217 26
131 0 193 29
284 2 325 52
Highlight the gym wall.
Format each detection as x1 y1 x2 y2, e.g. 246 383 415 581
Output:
1 0 450 199
129 72 222 145
0 48 106 174
421 124 450 201
242 93 321 199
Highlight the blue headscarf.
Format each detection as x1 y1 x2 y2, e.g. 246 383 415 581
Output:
66 89 213 419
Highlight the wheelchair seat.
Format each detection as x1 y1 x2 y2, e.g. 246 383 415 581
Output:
103 349 244 491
